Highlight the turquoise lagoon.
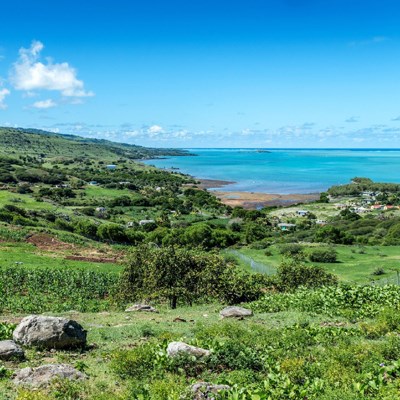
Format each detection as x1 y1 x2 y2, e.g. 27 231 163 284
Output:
143 149 400 194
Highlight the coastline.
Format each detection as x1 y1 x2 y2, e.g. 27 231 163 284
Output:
195 178 320 209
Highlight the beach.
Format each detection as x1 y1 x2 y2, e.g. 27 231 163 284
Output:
196 179 319 208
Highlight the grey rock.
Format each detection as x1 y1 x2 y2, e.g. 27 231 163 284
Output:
125 304 158 313
12 364 87 387
191 382 231 399
167 342 210 358
0 340 24 360
13 315 86 349
219 306 253 319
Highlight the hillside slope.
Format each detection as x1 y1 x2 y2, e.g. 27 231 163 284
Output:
0 127 189 160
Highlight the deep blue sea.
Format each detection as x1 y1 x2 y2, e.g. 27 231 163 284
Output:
143 149 400 194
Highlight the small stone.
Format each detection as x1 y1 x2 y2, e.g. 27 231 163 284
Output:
0 340 24 361
219 306 253 319
191 382 231 399
167 342 210 358
125 304 158 313
12 364 87 387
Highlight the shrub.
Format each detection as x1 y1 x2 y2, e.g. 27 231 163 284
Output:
74 219 98 239
309 247 337 263
111 343 158 379
97 223 127 243
275 259 338 291
279 243 304 257
372 267 385 276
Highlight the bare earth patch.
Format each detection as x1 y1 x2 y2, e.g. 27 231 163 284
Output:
213 191 320 209
26 233 122 263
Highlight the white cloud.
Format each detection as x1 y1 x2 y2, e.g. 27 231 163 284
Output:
0 88 10 109
11 40 93 98
148 125 163 134
32 99 56 109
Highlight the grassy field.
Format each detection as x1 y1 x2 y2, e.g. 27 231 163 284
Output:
235 245 400 284
0 190 56 211
0 304 357 399
0 241 120 274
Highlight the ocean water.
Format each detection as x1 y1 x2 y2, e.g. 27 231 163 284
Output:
143 149 400 194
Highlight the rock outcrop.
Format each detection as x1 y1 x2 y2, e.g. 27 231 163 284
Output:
13 315 87 349
219 306 253 319
125 304 158 313
0 340 24 360
167 342 210 358
12 364 87 387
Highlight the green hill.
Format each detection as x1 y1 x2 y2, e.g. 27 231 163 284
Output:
0 127 189 160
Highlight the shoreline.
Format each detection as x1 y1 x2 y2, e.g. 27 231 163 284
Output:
195 178 320 209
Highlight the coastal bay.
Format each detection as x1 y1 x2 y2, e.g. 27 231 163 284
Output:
144 148 400 194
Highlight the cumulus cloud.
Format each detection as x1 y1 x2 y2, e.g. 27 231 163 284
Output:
147 125 164 134
345 116 359 123
11 40 93 99
0 87 10 109
32 99 56 109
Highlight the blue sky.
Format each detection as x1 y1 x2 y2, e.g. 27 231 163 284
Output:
1 0 400 148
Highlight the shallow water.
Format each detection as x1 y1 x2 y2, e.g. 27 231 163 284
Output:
143 148 400 194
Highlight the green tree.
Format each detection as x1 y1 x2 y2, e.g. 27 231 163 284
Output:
119 245 268 308
97 223 127 243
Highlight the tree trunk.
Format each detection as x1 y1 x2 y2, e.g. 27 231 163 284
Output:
171 295 177 309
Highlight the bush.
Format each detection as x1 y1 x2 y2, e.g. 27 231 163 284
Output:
74 219 98 239
309 247 337 263
97 223 127 243
111 343 158 379
275 259 338 291
279 243 304 257
372 267 385 276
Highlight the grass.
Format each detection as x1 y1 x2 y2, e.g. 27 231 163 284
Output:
0 304 352 399
0 241 121 274
0 190 56 211
234 245 400 284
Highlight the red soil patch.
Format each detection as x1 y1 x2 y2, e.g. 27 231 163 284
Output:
26 233 75 251
65 255 117 263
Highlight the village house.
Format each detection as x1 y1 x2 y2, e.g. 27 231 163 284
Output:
296 210 309 217
277 223 296 231
139 219 155 226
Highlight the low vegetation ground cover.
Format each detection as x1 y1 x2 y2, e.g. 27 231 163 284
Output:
3 292 400 399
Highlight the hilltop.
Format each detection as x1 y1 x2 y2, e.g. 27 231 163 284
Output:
0 127 189 160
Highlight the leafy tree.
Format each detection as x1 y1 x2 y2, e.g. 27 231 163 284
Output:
74 219 98 239
319 192 329 203
315 225 354 244
97 223 127 243
119 245 268 308
183 223 213 249
243 222 268 244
